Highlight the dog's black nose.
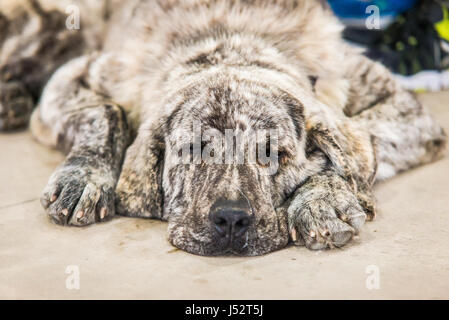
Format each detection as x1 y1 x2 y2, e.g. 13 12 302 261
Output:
209 199 252 240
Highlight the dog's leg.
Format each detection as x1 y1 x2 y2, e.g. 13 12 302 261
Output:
32 54 130 226
344 52 447 181
0 0 86 131
286 52 447 250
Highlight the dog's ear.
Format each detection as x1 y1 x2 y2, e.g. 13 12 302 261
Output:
306 122 356 189
305 114 378 219
115 126 165 219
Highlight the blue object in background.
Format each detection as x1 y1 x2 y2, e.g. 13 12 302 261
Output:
328 0 418 19
328 0 418 28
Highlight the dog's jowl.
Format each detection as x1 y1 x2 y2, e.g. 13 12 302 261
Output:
1 0 446 255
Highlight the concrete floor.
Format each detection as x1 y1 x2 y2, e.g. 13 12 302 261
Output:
0 91 448 300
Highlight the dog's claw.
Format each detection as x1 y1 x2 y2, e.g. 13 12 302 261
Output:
291 228 298 242
100 207 107 219
76 210 84 219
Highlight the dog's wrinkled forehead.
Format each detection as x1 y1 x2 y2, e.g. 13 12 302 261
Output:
163 80 305 145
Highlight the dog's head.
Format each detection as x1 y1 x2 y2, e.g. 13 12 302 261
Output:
116 74 347 256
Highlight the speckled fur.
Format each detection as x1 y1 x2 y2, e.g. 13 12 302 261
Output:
0 0 98 129
3 0 446 255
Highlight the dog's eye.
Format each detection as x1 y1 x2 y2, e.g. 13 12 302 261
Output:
256 138 291 167
256 139 271 167
178 142 210 160
278 149 290 165
308 75 318 89
256 146 290 167
178 143 194 160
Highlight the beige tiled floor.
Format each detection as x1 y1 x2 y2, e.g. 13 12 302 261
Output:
1 92 448 299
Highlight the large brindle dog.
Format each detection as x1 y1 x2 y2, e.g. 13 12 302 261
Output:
1 0 446 255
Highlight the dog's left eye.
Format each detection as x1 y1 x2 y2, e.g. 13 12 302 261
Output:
177 142 209 159
278 149 290 165
256 141 290 167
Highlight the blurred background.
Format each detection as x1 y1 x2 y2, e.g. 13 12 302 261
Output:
328 0 449 92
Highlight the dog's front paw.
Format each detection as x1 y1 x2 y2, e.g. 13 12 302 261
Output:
0 81 34 131
287 172 366 250
40 156 116 226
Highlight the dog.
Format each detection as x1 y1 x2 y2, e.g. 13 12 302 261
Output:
0 0 446 256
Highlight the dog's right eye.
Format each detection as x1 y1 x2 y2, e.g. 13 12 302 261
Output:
277 149 290 165
256 139 273 167
177 142 207 159
308 75 318 89
178 143 193 159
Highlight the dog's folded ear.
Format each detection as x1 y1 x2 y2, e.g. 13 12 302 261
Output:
305 114 378 220
304 104 377 187
115 127 165 219
306 123 357 190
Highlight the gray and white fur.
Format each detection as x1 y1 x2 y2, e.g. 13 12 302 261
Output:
1 0 446 256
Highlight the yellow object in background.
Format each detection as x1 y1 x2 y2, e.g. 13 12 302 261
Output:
435 6 449 42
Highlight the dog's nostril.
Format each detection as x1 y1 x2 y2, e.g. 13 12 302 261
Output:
233 216 250 238
212 216 228 236
213 217 227 226
236 217 250 227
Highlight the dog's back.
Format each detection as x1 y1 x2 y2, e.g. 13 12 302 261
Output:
95 1 349 124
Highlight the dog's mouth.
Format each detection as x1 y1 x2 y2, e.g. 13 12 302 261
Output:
167 204 289 256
